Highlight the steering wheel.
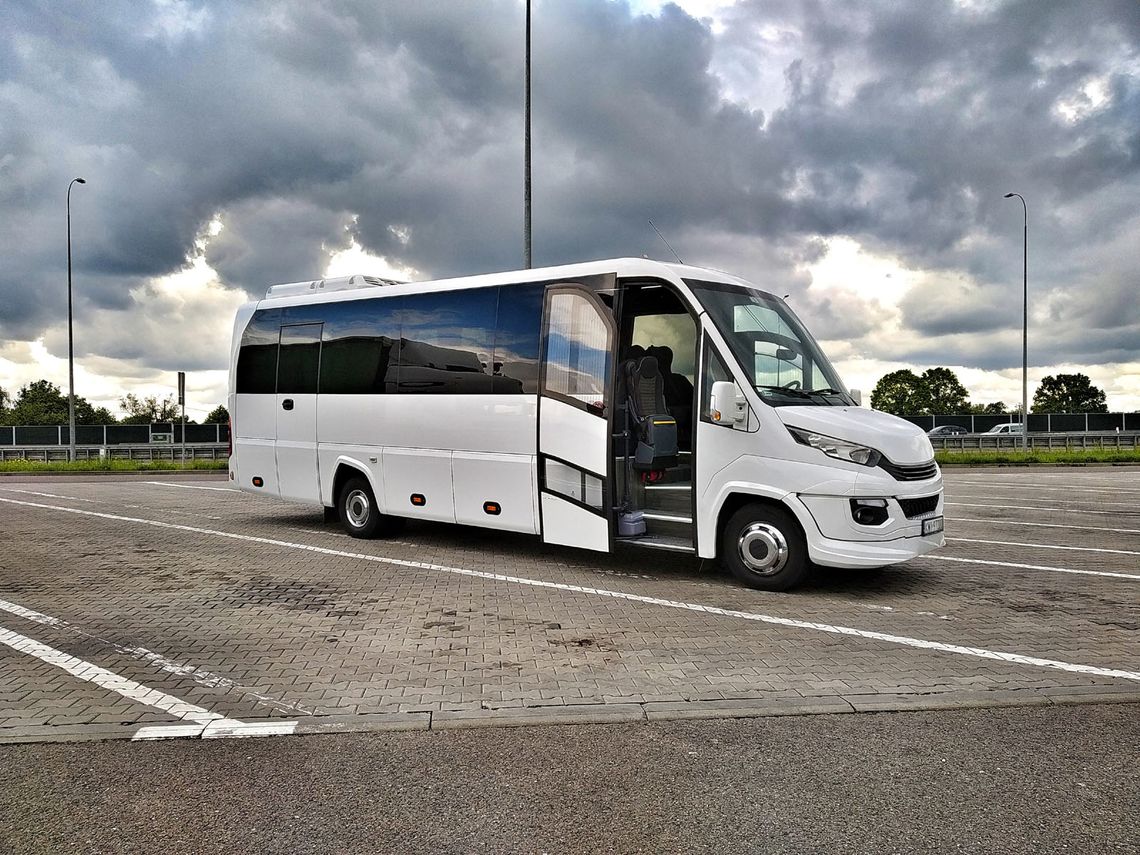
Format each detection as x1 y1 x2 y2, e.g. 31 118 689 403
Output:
781 380 801 390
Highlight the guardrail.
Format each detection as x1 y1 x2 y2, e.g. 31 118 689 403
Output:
0 444 229 462
930 432 1138 451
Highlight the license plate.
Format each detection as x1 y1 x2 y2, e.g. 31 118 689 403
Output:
922 516 944 536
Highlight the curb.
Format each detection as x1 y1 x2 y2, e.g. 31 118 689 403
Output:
3 690 1138 745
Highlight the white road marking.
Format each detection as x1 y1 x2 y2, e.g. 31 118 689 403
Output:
0 597 313 717
145 481 237 492
950 537 1140 557
954 518 1140 535
0 624 242 726
946 501 1125 517
948 493 1139 509
925 554 1140 581
1 488 96 503
202 720 298 738
4 496 1139 684
948 480 1140 496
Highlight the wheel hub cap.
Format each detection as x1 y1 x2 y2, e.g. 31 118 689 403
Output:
345 489 371 528
738 522 789 576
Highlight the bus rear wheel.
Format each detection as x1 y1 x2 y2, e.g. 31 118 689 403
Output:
338 476 402 539
721 503 811 591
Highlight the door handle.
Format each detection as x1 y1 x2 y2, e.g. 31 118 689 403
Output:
282 399 294 411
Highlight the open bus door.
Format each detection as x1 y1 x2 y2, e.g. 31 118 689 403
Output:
537 279 617 551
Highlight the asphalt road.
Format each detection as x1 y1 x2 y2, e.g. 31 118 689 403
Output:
2 702 1136 855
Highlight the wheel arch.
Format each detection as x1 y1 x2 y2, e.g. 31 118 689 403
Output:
329 458 378 510
711 490 811 559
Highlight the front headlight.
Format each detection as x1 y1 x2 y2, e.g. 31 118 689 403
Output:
787 427 882 467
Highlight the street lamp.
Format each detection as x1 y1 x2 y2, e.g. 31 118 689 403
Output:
67 177 86 463
1004 192 1028 452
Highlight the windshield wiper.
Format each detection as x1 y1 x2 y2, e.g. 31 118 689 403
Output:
755 384 813 399
806 388 845 398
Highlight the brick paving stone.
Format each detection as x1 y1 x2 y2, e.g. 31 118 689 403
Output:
0 468 1138 742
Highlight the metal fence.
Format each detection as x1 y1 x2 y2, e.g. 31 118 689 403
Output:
0 444 229 462
0 422 230 446
930 432 1139 451
901 412 1140 433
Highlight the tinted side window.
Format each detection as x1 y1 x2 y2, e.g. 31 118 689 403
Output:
277 323 322 394
398 289 497 394
320 298 402 394
236 308 281 394
543 289 611 412
494 283 543 394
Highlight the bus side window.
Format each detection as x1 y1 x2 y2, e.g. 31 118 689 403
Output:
236 308 282 394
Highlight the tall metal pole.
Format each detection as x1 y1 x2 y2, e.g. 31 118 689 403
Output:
1005 192 1028 452
66 177 86 463
523 0 532 269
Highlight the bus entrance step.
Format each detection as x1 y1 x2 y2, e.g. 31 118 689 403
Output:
616 534 695 554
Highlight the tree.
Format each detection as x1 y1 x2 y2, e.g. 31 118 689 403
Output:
0 385 9 417
1032 373 1108 414
120 393 180 424
0 380 118 426
920 367 970 415
870 370 927 415
966 400 1008 415
204 404 230 424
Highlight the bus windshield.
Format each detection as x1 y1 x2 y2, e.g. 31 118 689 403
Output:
685 279 853 407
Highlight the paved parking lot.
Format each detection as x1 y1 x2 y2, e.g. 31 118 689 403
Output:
1 467 1137 743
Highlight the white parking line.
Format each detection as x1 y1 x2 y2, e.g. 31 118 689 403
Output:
949 537 1140 557
0 597 312 717
948 493 1140 509
946 501 1126 517
1 488 96 503
924 554 1140 581
954 518 1140 535
3 495 1138 684
145 481 237 492
0 624 239 726
949 480 1140 496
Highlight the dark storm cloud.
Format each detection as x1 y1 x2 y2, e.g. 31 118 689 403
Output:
1 0 1137 377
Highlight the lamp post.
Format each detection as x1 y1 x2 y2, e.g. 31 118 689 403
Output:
1004 192 1028 452
67 177 86 463
523 0 532 269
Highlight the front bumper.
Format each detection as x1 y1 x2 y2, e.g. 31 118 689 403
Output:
791 487 945 569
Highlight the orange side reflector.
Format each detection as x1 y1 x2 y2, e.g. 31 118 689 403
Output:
410 493 426 506
252 477 264 488
483 502 501 515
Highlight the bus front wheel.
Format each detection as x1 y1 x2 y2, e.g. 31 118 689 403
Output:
338 476 402 539
721 503 811 591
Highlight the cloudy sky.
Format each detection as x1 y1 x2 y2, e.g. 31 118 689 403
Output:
2 0 1138 419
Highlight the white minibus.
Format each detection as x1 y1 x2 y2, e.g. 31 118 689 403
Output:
228 258 944 590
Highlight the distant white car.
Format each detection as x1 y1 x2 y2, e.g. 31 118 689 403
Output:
985 422 1024 434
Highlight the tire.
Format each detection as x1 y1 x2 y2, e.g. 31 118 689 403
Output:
338 476 403 539
720 502 812 591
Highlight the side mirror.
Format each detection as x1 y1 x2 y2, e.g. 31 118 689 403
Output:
849 388 862 406
710 380 747 426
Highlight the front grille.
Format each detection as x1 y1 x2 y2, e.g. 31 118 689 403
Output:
879 459 940 481
898 494 940 518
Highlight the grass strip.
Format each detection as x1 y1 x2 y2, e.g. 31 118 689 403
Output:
936 449 1140 465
